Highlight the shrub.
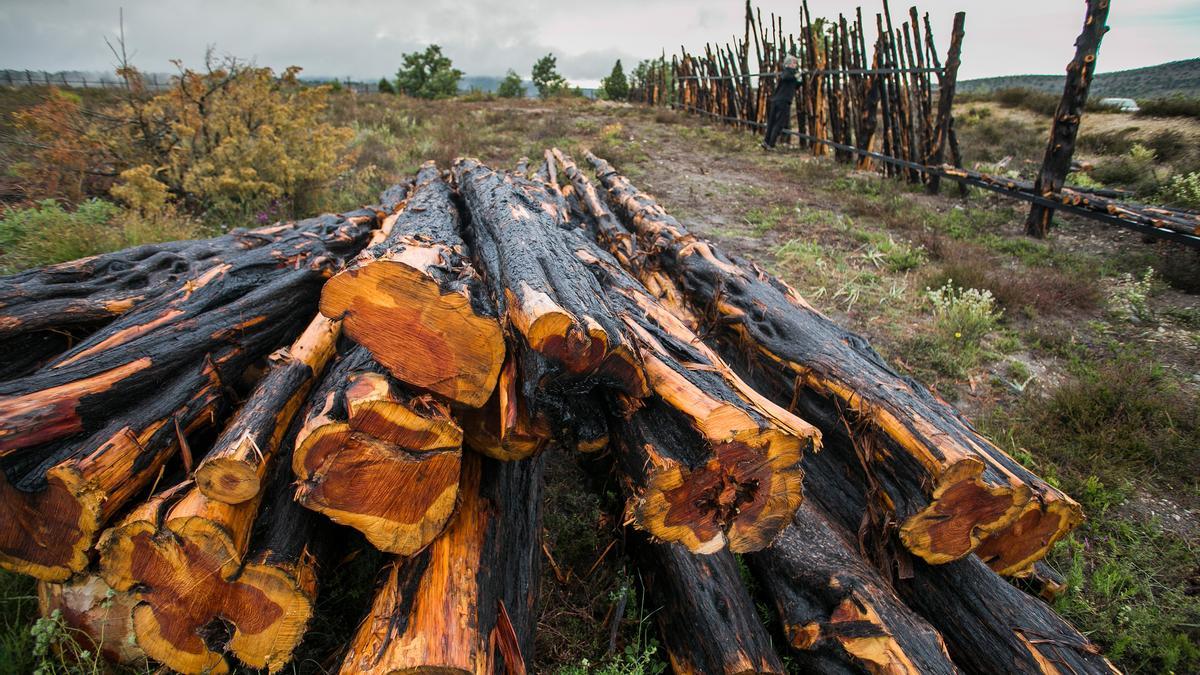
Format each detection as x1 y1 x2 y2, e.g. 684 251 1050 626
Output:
0 199 204 273
12 58 357 223
992 87 1060 116
377 77 395 94
1106 267 1155 322
927 280 1002 343
1077 128 1135 157
1090 144 1167 196
912 279 1003 377
1158 171 1200 209
497 69 525 98
395 45 462 99
532 54 569 99
1135 96 1200 121
954 112 1044 166
1142 129 1190 164
29 608 108 675
110 164 171 213
921 237 1099 317
1066 171 1106 190
10 88 110 202
600 60 630 101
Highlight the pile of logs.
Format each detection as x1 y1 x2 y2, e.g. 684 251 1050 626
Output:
1 151 1117 674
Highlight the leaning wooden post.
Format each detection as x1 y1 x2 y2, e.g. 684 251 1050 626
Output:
1025 0 1111 237
926 11 965 195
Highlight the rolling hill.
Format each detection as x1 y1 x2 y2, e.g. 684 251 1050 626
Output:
959 59 1200 100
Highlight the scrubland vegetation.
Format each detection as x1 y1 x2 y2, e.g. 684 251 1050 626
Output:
955 89 1200 209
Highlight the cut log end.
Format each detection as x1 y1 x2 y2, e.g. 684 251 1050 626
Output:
98 496 313 674
975 495 1084 577
0 465 101 581
344 373 463 451
292 367 466 554
194 456 261 505
460 354 550 461
38 574 146 667
633 432 805 553
899 459 1031 565
294 429 461 555
320 261 504 408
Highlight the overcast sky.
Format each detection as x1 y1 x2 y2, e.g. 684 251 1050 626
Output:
0 0 1196 86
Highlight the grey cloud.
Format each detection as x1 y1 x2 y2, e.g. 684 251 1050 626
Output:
0 0 1195 82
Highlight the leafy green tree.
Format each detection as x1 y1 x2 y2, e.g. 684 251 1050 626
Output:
395 45 463 99
377 77 395 94
497 69 525 98
531 53 568 99
600 60 629 101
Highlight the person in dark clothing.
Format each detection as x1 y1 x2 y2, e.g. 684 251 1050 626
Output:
763 55 800 149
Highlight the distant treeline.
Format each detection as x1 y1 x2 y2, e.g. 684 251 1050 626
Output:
0 69 596 97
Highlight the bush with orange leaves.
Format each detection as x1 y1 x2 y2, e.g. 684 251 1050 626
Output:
12 56 355 222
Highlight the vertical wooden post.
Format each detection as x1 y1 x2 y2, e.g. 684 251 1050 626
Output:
742 0 754 121
1025 0 1111 237
926 11 965 195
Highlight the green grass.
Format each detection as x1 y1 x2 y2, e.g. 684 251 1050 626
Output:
982 349 1200 673
0 571 38 675
743 205 789 236
1051 479 1200 674
999 350 1198 486
0 199 209 275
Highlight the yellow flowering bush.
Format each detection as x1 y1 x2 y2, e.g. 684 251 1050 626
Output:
15 59 355 222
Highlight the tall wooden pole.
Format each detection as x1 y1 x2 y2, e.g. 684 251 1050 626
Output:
1025 0 1111 237
926 12 965 194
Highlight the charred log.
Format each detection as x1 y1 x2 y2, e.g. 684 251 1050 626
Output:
98 436 331 673
0 357 227 581
339 449 544 674
749 501 958 675
0 211 376 456
453 158 645 449
194 314 341 504
550 189 815 553
460 352 552 461
320 165 505 407
726 342 1116 675
633 537 786 674
586 151 1079 575
292 343 462 555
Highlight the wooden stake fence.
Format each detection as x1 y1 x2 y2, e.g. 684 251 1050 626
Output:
634 0 966 193
1026 0 1111 237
